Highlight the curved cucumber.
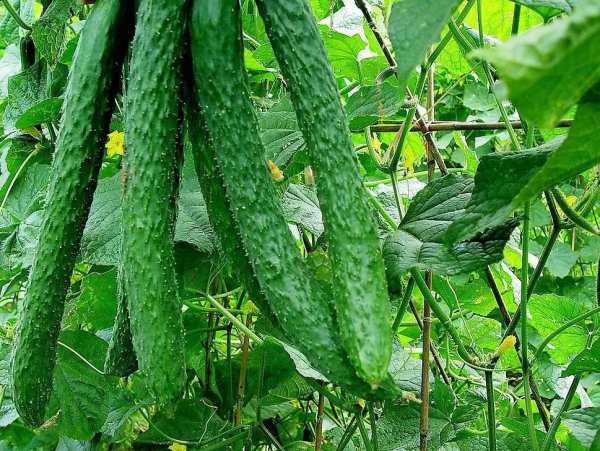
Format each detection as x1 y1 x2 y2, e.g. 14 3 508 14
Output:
256 0 392 385
121 0 187 406
10 0 133 427
188 0 390 396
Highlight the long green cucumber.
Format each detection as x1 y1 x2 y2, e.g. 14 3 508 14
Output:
256 0 392 385
104 266 138 377
121 0 187 406
184 99 278 326
188 0 389 396
10 0 133 427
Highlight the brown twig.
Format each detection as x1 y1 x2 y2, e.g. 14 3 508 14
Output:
368 119 573 133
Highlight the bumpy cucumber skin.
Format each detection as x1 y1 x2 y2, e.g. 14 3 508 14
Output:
256 0 392 384
184 101 278 325
188 0 361 391
104 267 138 377
121 0 187 406
10 0 133 427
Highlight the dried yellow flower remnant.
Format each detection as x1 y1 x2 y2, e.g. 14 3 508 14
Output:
106 131 125 157
497 335 517 355
268 159 284 182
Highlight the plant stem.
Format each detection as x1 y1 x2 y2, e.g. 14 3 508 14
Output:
368 119 572 133
357 411 374 451
368 402 379 451
552 188 599 235
364 167 464 187
1 0 31 30
521 201 539 451
485 370 497 451
204 293 262 342
541 375 580 451
392 277 415 332
315 392 325 451
411 269 477 366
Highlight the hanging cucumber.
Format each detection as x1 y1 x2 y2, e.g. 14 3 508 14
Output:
187 0 396 397
10 0 133 427
120 0 187 406
256 0 392 385
184 99 278 326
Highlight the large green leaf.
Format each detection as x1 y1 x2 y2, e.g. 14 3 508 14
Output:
529 294 588 364
563 408 600 449
345 82 400 130
383 174 516 279
562 339 600 377
509 0 572 20
281 184 323 237
320 26 363 81
514 88 600 205
137 399 231 445
31 0 80 64
475 0 600 128
389 0 459 99
445 138 561 244
53 330 115 440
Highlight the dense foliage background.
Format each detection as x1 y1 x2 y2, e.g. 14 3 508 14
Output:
0 0 599 449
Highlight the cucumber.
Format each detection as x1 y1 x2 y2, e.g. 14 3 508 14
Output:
104 266 138 377
188 0 387 396
121 0 187 406
10 0 133 427
184 99 278 325
256 0 392 385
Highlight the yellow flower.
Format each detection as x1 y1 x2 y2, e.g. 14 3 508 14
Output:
371 135 382 152
267 160 284 182
106 131 125 157
496 335 517 356
169 444 186 451
566 195 577 207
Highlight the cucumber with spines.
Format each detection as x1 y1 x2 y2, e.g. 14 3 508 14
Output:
256 0 392 385
120 0 187 406
10 0 134 427
187 0 395 397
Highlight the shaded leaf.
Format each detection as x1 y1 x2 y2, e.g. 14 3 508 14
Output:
31 0 80 64
53 330 114 440
383 174 516 278
389 0 459 100
474 1 600 127
445 138 562 244
14 97 63 129
563 340 600 376
345 82 400 130
563 407 600 449
281 184 323 237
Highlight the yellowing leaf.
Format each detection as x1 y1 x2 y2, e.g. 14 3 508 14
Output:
566 195 577 207
267 159 284 182
403 134 425 173
106 131 125 157
169 444 186 451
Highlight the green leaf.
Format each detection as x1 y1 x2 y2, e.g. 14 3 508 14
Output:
389 0 459 99
258 98 306 169
529 294 588 364
53 330 114 440
0 0 20 49
0 44 21 97
320 26 363 81
513 88 600 206
445 138 562 244
509 0 572 20
563 408 600 449
281 184 323 237
563 339 600 376
474 1 600 128
530 239 578 279
383 174 517 278
64 268 118 331
345 82 400 130
31 0 80 64
388 339 426 392
137 399 230 444
3 61 51 132
81 156 217 266
14 97 63 129
376 403 457 450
